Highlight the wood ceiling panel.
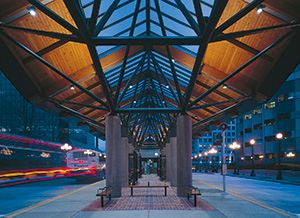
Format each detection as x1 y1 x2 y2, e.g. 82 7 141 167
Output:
7 0 74 53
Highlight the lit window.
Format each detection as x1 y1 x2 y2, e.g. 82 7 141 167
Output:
244 114 252 120
253 108 262 114
264 102 275 109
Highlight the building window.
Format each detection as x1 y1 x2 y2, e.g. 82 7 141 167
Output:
245 128 252 133
231 126 235 130
264 102 275 109
204 138 207 143
264 119 275 126
265 136 275 142
240 131 244 136
277 94 285 102
232 132 235 136
266 153 275 160
199 144 202 148
253 108 262 114
245 142 251 147
244 114 252 120
277 113 290 121
254 124 262 130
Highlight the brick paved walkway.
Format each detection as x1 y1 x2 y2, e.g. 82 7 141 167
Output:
82 175 216 211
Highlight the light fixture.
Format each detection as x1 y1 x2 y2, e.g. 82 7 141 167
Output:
129 85 133 88
61 143 72 151
84 149 93 155
276 132 283 140
172 59 175 63
70 85 75 90
286 152 295 157
208 148 217 154
27 7 36 16
259 155 264 159
250 139 255 145
223 84 228 89
133 100 136 103
257 5 265 14
166 85 169 88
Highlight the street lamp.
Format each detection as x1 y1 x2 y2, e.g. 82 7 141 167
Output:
229 142 241 174
276 132 283 180
208 148 218 172
204 151 208 172
61 143 72 151
250 139 256 176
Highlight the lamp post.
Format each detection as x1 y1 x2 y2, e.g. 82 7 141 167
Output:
204 151 208 172
276 132 283 180
250 139 256 176
208 148 218 172
199 153 202 172
229 142 241 175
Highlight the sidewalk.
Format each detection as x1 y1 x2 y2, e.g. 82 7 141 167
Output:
226 169 300 186
3 174 296 218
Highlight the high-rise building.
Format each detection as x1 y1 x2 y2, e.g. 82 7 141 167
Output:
236 64 300 170
192 120 236 171
0 71 102 151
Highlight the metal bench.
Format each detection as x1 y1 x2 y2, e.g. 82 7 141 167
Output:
96 185 114 207
130 181 169 196
183 185 201 206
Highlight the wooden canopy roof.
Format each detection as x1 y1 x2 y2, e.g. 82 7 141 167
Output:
1 0 300 149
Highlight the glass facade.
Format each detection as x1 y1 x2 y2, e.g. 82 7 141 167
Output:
0 71 95 149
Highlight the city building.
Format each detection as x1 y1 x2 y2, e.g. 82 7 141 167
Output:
236 64 300 171
192 120 236 171
0 71 104 151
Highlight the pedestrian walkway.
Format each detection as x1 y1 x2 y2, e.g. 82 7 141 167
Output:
83 174 213 211
4 173 297 218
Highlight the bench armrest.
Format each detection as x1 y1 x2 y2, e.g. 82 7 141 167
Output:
193 187 201 193
97 187 106 193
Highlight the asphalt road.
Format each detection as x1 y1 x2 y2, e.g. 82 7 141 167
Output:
0 178 95 215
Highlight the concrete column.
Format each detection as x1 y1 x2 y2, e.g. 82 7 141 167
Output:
121 125 129 187
105 115 121 197
165 142 171 182
120 137 128 187
170 137 177 187
177 115 192 197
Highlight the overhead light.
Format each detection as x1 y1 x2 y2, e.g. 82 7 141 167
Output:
70 85 75 90
27 7 36 16
166 85 169 88
129 85 133 88
133 100 136 103
172 59 175 63
223 84 228 89
257 5 265 14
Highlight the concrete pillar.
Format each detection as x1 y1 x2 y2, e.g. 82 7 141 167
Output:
170 137 177 187
165 142 171 182
177 115 192 197
120 138 129 187
121 125 129 187
105 115 121 197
